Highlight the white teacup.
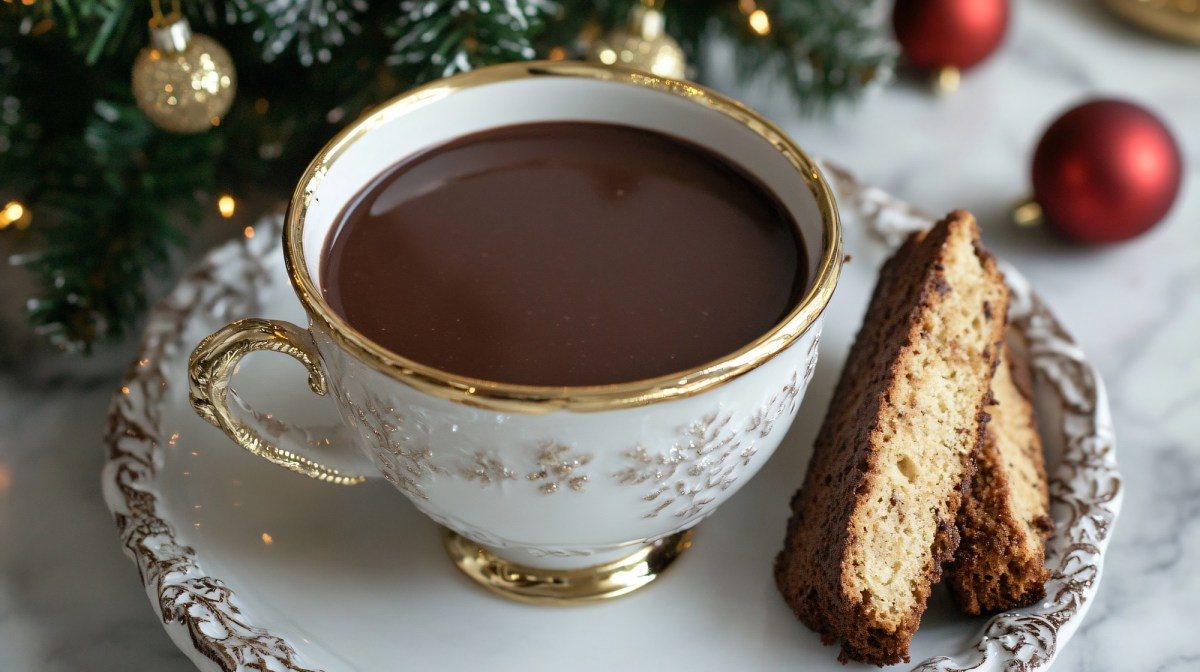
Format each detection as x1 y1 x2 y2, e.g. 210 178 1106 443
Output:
188 61 841 604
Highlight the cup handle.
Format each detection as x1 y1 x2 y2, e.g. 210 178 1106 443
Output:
188 318 368 485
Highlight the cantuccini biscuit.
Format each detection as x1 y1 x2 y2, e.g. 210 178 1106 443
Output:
774 211 1009 666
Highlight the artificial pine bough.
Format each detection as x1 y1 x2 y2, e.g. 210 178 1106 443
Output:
0 0 892 351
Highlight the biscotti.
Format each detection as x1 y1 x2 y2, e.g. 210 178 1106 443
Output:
946 340 1053 614
774 211 1009 666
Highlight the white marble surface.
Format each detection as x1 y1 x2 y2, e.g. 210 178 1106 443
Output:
1 0 1197 669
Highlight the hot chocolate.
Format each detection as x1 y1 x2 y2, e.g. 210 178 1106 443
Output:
320 121 806 386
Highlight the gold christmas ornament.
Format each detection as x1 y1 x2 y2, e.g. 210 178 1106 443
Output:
1103 0 1200 44
132 6 236 134
588 0 687 79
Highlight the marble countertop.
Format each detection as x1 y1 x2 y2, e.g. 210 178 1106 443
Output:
2 0 1197 669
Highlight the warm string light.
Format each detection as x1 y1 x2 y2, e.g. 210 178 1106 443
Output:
749 9 771 35
0 201 24 227
0 200 30 230
738 0 771 36
217 194 236 218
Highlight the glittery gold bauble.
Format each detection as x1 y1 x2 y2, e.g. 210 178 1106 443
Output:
588 5 687 79
132 17 236 134
1103 0 1200 44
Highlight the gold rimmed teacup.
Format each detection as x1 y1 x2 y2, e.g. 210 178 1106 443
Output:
189 61 841 602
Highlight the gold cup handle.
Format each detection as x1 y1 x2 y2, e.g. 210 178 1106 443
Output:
188 318 368 485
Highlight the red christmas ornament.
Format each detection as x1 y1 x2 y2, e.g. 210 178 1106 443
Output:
892 0 1009 73
1031 99 1182 244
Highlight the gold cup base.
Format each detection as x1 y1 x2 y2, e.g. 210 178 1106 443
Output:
442 528 694 605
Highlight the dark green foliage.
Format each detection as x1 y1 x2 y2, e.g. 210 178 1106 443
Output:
14 101 221 348
0 0 892 351
385 0 557 82
726 1 893 114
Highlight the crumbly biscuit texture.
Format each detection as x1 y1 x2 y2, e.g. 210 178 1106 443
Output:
947 341 1053 615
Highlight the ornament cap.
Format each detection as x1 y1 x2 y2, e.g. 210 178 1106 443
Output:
933 66 961 94
148 14 192 54
631 6 666 40
1011 197 1043 228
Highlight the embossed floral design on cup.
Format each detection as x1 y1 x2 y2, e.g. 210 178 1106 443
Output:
187 61 842 604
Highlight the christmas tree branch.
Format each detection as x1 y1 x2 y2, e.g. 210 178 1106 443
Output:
385 0 556 82
719 1 894 113
13 101 220 350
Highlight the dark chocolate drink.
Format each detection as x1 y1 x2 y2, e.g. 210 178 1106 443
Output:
320 122 806 387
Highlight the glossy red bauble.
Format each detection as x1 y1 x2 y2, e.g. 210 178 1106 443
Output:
1032 99 1182 244
892 0 1009 71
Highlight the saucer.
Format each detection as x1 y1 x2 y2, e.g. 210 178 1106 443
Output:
101 167 1121 672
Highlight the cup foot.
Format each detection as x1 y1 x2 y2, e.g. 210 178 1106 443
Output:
442 528 694 605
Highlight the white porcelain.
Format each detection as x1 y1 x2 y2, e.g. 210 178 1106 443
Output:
314 321 821 568
186 62 841 570
101 161 1120 670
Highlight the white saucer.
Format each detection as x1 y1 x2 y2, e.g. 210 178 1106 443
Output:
101 167 1121 672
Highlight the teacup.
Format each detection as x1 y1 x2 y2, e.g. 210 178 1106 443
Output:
188 61 841 604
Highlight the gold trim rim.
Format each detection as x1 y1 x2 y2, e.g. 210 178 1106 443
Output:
442 528 694 605
284 61 842 414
